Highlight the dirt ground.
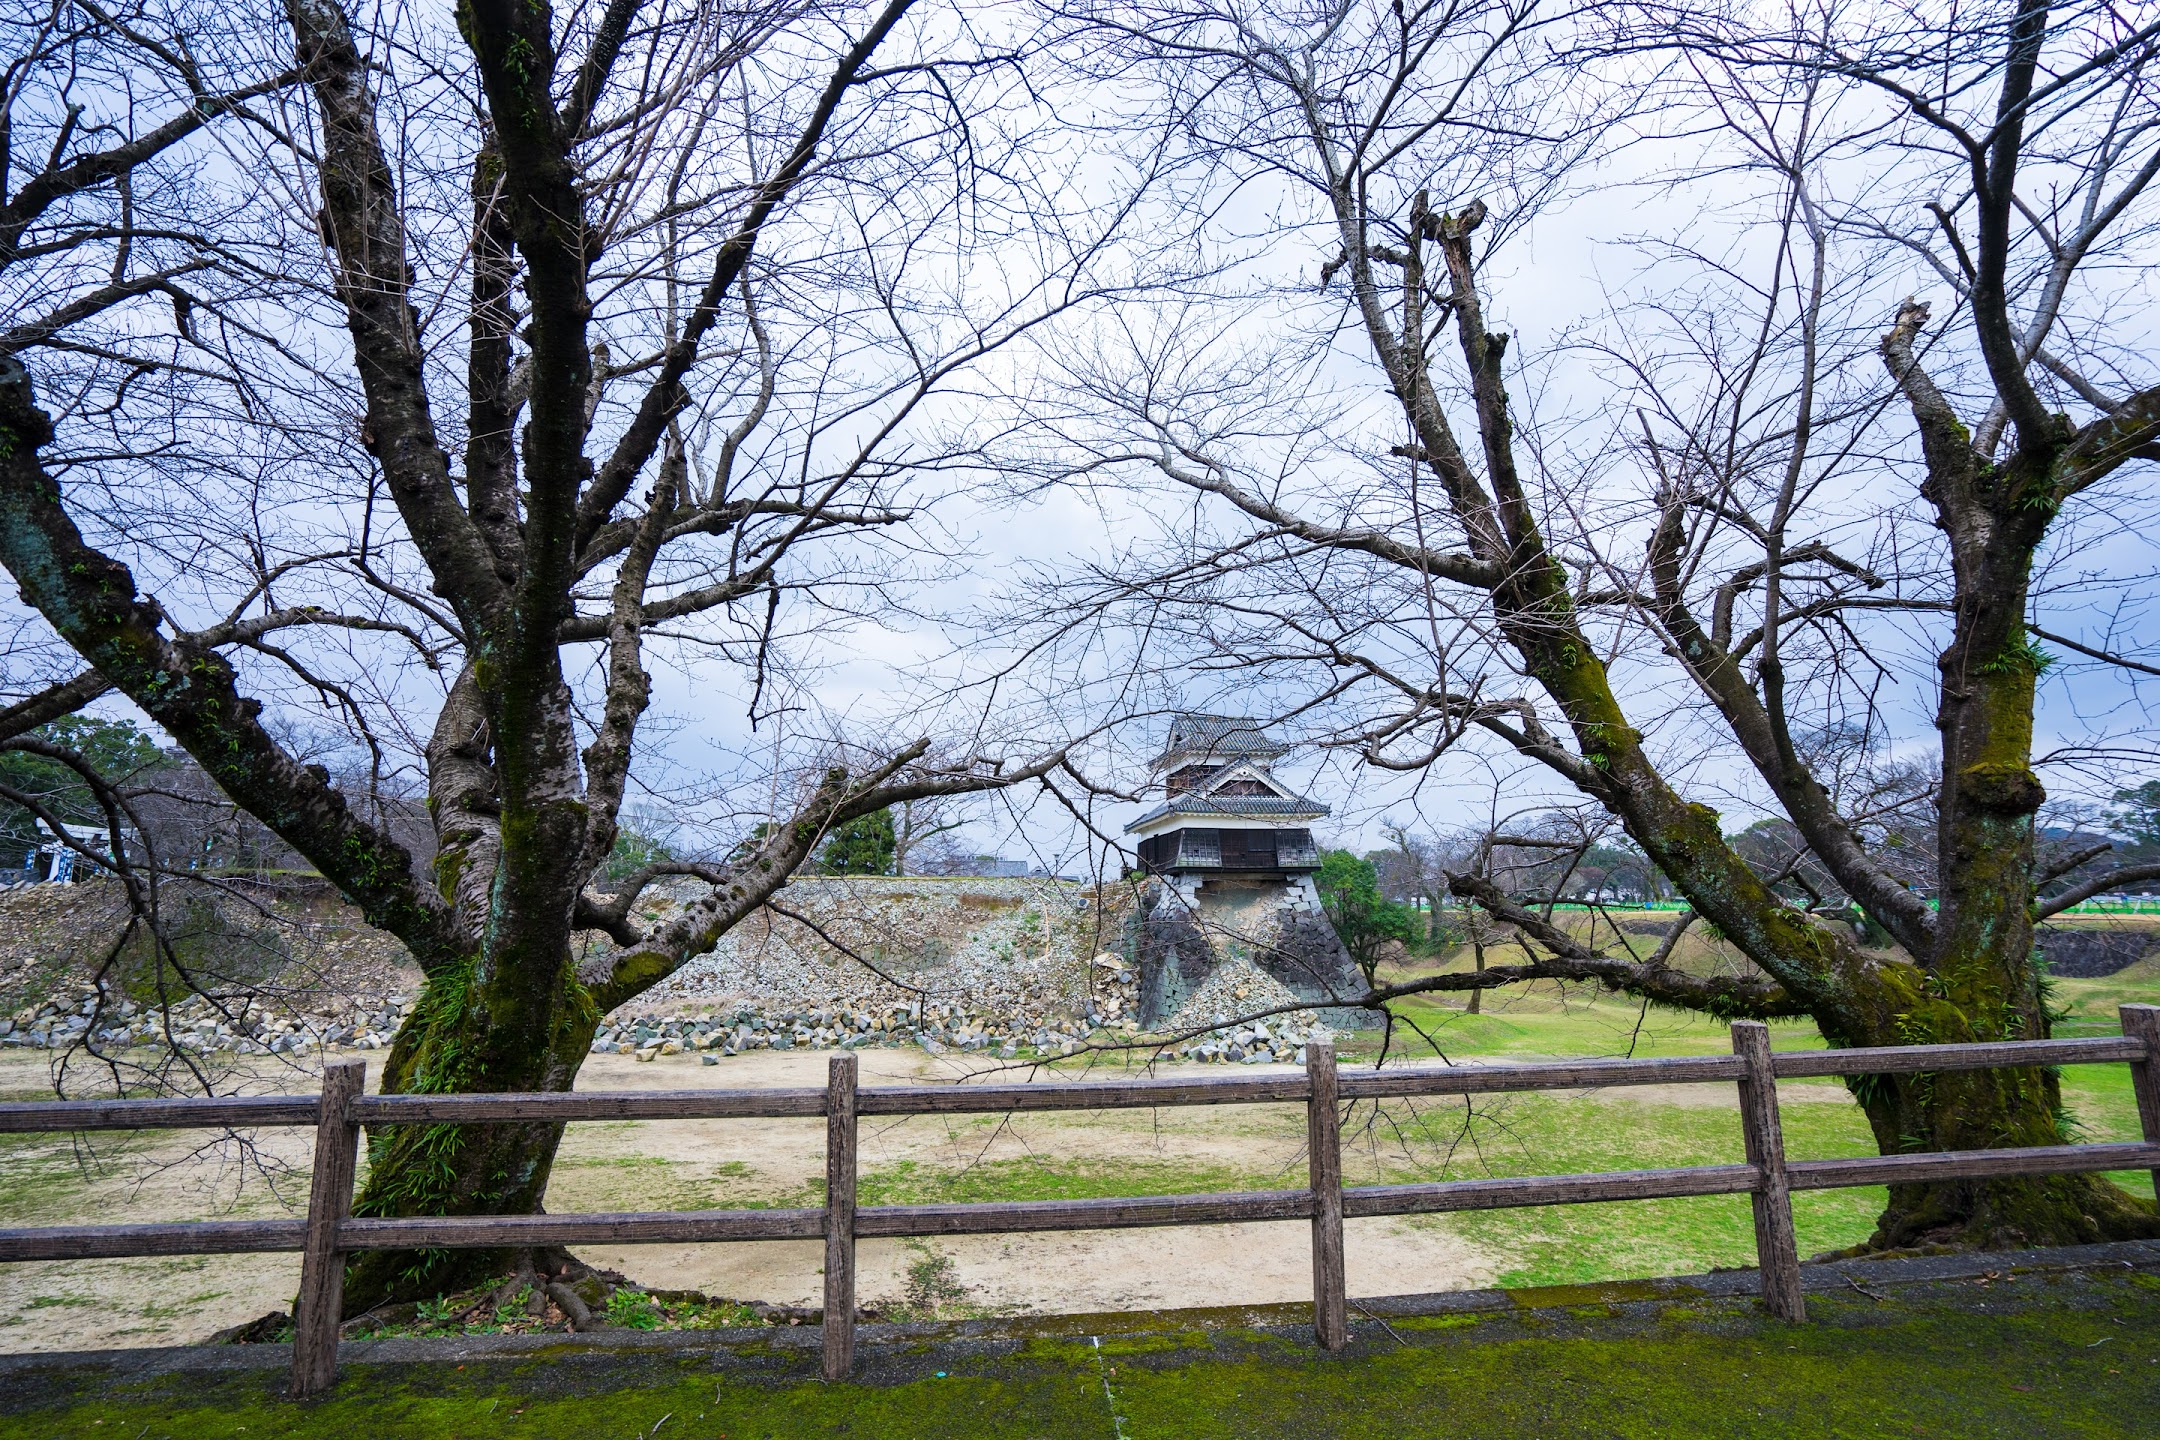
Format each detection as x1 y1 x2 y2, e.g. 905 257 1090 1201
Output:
0 1044 1855 1353
0 1047 1491 1350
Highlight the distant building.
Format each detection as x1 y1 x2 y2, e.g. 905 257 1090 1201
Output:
929 856 1044 879
1125 714 1371 1027
11 821 130 885
1126 713 1325 881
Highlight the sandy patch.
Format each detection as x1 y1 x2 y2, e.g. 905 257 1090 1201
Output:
0 1051 329 1352
1566 1077 1854 1108
562 1050 1496 1312
0 1253 304 1354
570 1216 1496 1317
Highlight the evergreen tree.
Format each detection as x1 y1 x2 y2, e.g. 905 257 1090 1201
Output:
821 808 897 875
0 717 169 851
1315 849 1417 984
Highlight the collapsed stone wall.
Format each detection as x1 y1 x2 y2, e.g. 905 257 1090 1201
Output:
0 877 423 1061
0 877 1043 1058
1132 876 1376 1030
0 872 1373 1066
649 875 1130 1015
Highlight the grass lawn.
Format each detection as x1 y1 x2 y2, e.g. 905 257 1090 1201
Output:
1339 963 2160 1282
835 962 2159 1290
836 959 2160 1290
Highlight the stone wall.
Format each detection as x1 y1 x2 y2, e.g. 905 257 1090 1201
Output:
2036 925 2157 978
0 871 1384 1063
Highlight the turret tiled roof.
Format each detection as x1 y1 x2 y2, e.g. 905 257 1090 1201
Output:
1124 791 1329 832
1148 713 1288 770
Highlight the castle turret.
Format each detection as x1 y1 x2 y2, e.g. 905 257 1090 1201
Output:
1124 714 1371 1029
1125 714 1325 875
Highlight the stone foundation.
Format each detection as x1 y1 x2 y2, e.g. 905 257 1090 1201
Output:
1132 874 1376 1029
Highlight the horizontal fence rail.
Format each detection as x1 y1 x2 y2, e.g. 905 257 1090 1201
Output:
0 1218 310 1261
0 1096 324 1132
1770 1036 2143 1078
0 1005 2154 1396
5 1035 2142 1133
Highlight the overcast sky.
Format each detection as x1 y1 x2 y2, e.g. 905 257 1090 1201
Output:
14 0 2156 878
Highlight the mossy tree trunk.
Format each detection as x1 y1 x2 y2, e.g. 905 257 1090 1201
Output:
339 956 598 1306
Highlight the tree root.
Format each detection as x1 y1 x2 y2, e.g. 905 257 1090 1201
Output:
546 1279 599 1331
1859 1173 2160 1254
305 1244 903 1344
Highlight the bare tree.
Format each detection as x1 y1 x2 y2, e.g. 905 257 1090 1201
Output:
1034 0 2160 1247
1373 823 1450 941
892 793 970 874
0 0 1133 1306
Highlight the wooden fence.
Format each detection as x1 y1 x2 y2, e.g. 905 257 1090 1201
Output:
3 1008 2157 1396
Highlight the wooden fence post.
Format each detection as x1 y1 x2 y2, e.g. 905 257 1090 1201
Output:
823 1053 859 1381
291 1059 364 1396
1306 1040 1347 1351
1730 1021 1804 1322
2121 1006 2160 1200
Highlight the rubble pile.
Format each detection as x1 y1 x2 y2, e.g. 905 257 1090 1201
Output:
590 996 1126 1064
0 951 1330 1066
1 989 411 1055
0 879 1342 1068
646 876 1105 1016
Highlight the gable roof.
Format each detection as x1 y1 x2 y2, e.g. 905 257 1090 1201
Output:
1123 791 1330 831
1194 759 1290 798
1149 713 1287 770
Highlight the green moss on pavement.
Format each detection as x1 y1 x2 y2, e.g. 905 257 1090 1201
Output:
5 1268 2154 1439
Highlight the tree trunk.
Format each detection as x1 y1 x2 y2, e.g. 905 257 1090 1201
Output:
342 949 602 1310
1833 438 2150 1247
1816 298 2160 1249
1832 959 2151 1250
